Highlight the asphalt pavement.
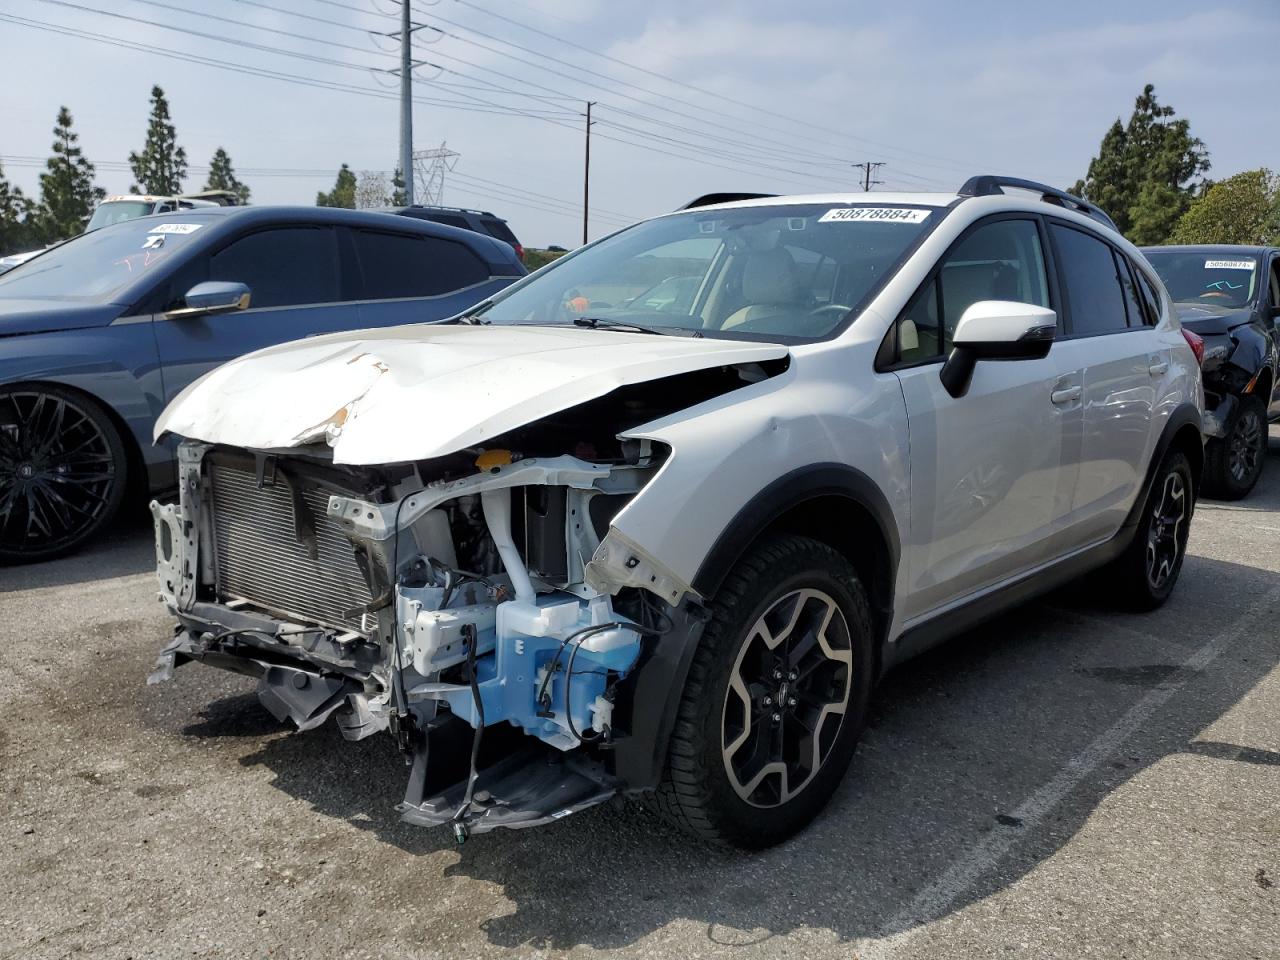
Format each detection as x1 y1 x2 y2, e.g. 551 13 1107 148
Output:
3 438 1278 959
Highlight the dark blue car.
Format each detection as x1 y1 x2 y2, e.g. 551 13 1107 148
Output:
0 205 525 562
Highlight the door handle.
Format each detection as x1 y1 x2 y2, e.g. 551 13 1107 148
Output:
1051 385 1082 404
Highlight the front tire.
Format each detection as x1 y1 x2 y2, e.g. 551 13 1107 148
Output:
1204 394 1266 500
0 385 128 564
651 535 874 848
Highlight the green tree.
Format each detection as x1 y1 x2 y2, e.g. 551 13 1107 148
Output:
203 147 250 204
1171 169 1280 245
35 106 105 242
390 166 407 206
0 161 36 255
1071 84 1210 243
128 85 187 196
315 164 356 208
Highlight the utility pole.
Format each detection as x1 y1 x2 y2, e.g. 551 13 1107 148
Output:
582 101 595 246
853 161 885 192
399 0 414 205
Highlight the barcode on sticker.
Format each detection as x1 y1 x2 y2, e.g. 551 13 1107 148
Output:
819 207 931 224
1205 259 1254 270
149 223 202 235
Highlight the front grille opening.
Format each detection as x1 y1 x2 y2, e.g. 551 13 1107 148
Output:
207 461 377 635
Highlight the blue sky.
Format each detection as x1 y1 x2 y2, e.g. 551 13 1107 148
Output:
2 0 1277 246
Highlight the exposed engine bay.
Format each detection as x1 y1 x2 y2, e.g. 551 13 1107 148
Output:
148 364 775 838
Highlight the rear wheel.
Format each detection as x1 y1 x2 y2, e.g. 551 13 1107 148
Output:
0 385 128 564
1110 449 1193 610
651 535 874 848
1204 394 1266 500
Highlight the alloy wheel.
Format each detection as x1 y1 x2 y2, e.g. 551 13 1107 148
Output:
721 588 853 808
1228 408 1263 484
0 390 119 556
1145 470 1187 590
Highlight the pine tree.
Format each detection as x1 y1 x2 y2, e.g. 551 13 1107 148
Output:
315 164 357 208
1071 84 1210 244
128 85 188 196
203 147 250 204
0 161 36 256
391 166 407 206
36 106 105 243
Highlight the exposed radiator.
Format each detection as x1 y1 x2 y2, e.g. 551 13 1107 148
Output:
208 462 376 635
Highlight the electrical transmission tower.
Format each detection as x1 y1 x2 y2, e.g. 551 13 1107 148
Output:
853 161 885 191
412 143 461 206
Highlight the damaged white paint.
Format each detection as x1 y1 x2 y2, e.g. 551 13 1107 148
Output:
154 323 788 464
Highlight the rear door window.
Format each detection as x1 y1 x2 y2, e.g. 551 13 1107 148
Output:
209 227 339 309
480 218 518 245
425 214 470 230
1049 224 1130 336
1134 266 1163 324
352 229 490 299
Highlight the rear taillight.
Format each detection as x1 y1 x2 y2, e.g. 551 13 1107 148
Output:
1181 328 1205 366
513 243 525 262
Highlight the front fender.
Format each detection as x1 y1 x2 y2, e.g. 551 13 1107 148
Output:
597 346 910 601
0 324 167 478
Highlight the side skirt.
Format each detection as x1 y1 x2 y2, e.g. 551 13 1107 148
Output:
883 526 1133 671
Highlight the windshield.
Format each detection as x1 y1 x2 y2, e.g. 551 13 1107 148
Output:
86 200 157 232
473 203 940 341
1143 250 1259 310
0 217 209 302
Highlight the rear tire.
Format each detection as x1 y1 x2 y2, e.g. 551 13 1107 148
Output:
0 385 128 564
1109 449 1194 611
1204 394 1266 500
650 535 874 848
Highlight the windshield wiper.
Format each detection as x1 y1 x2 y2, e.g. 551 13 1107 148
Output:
571 316 702 338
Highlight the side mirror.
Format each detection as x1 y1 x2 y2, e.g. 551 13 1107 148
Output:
940 300 1057 399
165 281 251 319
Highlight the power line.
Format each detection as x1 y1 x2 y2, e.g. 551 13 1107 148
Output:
30 0 583 122
450 0 1060 180
225 0 953 190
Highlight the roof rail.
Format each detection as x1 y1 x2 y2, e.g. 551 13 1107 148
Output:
958 176 1118 232
680 192 777 210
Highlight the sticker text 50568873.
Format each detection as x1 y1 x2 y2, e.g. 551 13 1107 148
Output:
819 207 932 224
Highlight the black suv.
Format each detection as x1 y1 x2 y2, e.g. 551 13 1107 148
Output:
1144 244 1280 498
387 205 524 262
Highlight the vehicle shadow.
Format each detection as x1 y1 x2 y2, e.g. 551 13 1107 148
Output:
0 506 154 593
186 549 1280 952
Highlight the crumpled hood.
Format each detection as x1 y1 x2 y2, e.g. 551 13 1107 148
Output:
0 299 122 337
1173 303 1253 336
155 323 789 464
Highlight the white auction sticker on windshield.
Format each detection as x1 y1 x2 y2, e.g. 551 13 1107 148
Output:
149 223 202 235
1205 259 1254 270
819 207 931 224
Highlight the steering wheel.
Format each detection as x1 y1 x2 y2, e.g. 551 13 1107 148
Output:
809 304 854 319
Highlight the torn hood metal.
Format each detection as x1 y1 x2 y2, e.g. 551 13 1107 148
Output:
154 323 789 464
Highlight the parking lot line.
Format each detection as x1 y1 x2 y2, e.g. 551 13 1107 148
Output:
853 583 1280 960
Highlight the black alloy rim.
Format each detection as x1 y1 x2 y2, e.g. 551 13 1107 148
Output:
1228 408 1264 484
0 391 117 554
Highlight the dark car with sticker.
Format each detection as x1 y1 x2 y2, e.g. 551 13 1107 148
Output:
1143 245 1280 498
0 206 525 563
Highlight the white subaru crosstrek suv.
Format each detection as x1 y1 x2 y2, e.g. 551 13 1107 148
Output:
150 176 1204 848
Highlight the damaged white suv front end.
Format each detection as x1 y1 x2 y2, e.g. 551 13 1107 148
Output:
150 320 792 838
